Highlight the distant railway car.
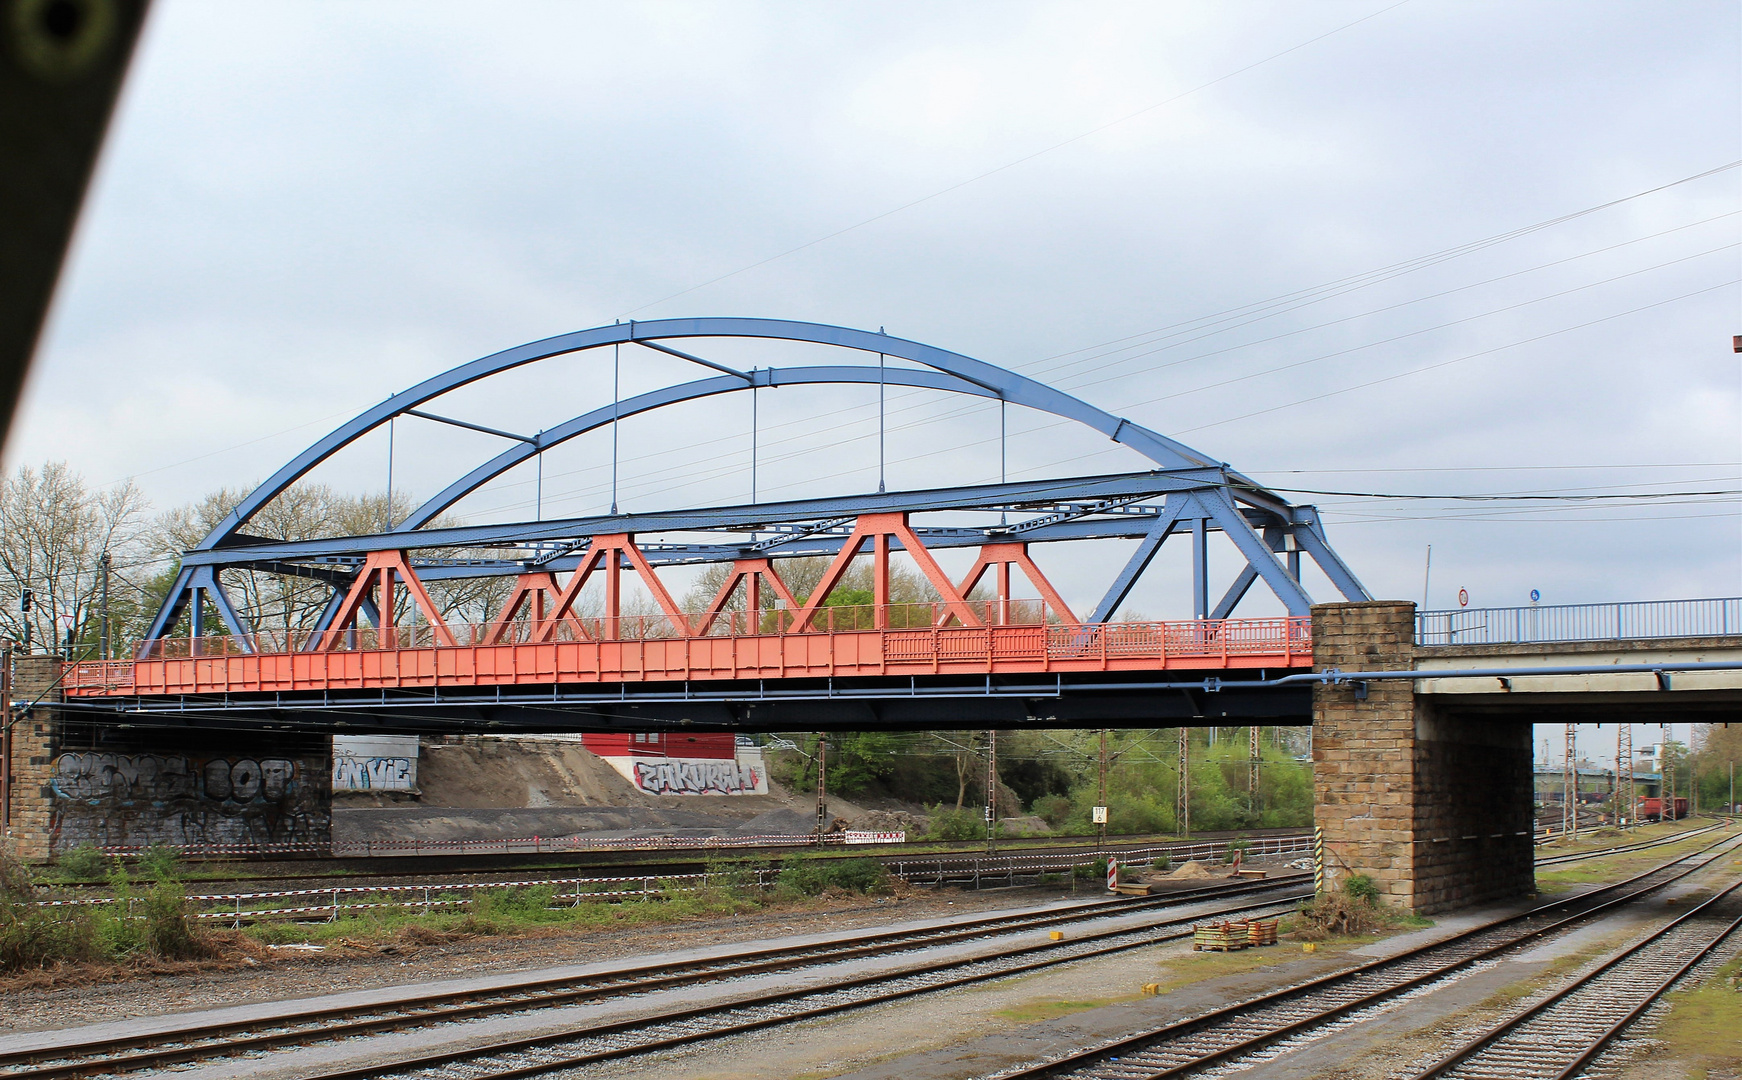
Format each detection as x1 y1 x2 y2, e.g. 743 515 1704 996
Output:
1638 797 1688 821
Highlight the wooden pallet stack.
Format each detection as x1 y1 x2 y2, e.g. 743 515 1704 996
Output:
1191 918 1281 951
1192 920 1251 951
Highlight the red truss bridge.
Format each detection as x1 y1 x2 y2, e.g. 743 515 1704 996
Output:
60 319 1366 733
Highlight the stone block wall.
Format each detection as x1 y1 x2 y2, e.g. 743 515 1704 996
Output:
1312 601 1534 914
4 656 64 861
5 656 332 861
1312 602 1420 907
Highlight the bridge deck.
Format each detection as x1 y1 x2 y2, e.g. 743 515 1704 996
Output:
64 617 1311 698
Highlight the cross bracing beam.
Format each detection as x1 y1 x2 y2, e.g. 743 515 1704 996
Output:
188 470 1237 566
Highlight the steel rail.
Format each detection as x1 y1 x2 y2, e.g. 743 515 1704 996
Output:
280 891 1313 1080
32 833 1310 912
987 831 1742 1080
1405 876 1742 1079
1535 821 1726 866
0 875 1307 1080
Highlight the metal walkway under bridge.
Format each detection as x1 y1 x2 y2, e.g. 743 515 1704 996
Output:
60 318 1367 732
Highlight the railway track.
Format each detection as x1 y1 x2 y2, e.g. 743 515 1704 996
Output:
0 873 1311 1080
1406 876 1742 1080
40 832 1309 905
1533 820 1727 867
988 830 1742 1080
40 825 1698 925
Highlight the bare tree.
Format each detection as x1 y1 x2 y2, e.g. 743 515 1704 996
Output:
0 462 150 654
153 483 513 638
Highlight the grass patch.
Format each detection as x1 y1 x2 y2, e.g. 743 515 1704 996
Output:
994 998 1118 1023
1654 953 1742 1076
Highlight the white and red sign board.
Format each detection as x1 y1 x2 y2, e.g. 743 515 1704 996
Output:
843 831 907 844
1107 857 1119 892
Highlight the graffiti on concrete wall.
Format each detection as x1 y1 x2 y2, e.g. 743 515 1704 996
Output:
332 755 415 792
632 758 766 795
48 751 330 852
331 735 419 793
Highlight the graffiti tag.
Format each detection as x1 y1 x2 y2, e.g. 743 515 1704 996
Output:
632 759 765 795
332 756 415 791
48 751 329 854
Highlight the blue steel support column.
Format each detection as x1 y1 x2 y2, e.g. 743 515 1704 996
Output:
1192 516 1209 619
1210 527 1288 618
1211 566 1258 620
1202 489 1314 617
143 566 195 641
1087 496 1192 623
146 566 253 648
1290 509 1371 602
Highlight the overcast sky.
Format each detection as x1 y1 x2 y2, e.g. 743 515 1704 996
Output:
11 0 1740 658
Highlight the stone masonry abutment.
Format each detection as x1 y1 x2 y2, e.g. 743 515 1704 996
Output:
4 657 332 862
1312 601 1534 914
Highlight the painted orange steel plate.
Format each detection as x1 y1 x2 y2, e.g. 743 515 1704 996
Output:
63 618 1311 697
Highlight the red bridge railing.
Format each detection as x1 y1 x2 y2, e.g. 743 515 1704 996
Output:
62 609 1312 697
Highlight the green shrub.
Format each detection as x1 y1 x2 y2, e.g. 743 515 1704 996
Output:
1151 855 1173 872
1031 794 1074 828
1221 837 1252 864
1 902 98 969
777 857 888 896
137 843 185 882
54 844 109 881
1343 874 1381 905
142 880 205 959
922 804 983 841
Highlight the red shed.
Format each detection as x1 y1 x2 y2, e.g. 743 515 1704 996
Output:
581 731 736 759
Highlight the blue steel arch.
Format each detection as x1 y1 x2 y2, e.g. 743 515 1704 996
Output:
148 318 1368 641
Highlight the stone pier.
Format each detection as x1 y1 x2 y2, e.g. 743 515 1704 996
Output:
3 656 333 862
1312 602 1534 914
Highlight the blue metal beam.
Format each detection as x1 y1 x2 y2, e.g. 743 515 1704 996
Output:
193 318 1283 557
400 366 1000 530
1087 495 1195 622
189 471 1236 566
1201 487 1314 616
1290 506 1371 602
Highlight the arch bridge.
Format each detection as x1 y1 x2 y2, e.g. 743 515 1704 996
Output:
63 318 1368 731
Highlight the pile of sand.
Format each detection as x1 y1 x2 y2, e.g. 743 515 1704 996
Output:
1167 860 1214 880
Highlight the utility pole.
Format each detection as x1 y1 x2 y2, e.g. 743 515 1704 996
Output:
1662 723 1674 824
1248 725 1261 818
1097 729 1108 850
1562 724 1577 838
1 644 11 835
98 551 110 661
1177 726 1191 839
985 729 997 853
1617 724 1633 827
814 735 828 841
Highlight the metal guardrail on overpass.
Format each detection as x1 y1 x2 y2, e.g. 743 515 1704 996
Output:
1416 597 1742 647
